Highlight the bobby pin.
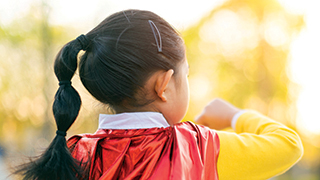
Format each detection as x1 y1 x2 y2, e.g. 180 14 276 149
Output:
148 20 162 52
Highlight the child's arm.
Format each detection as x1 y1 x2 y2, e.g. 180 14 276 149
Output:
196 99 303 180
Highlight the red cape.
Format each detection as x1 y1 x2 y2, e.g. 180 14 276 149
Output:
68 121 220 180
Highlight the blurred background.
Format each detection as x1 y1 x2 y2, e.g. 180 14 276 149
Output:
0 0 319 179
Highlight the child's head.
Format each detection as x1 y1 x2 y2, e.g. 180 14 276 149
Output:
79 10 186 111
54 9 188 129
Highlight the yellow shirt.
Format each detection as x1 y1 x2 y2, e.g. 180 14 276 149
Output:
216 111 303 180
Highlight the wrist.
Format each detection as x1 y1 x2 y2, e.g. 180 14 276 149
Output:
231 110 247 130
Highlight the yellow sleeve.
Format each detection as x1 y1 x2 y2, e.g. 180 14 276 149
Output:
216 110 303 180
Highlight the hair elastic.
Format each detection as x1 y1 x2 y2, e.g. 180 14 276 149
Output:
59 81 71 86
148 20 162 52
56 130 67 137
76 34 90 51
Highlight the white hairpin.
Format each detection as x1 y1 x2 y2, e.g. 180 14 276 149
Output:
148 20 162 52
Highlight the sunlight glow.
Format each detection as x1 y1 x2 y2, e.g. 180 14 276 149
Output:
277 0 308 14
200 8 259 57
50 0 226 31
285 1 320 134
189 75 211 100
263 13 289 47
1 0 227 31
290 30 320 135
2 0 320 136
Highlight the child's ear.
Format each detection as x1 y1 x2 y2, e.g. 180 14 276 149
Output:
155 69 174 102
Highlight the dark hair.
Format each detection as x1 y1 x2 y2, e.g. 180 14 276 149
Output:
15 9 185 179
81 10 185 111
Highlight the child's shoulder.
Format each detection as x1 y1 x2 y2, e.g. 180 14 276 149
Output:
174 121 218 138
175 121 211 129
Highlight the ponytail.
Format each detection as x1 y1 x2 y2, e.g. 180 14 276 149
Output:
15 35 89 180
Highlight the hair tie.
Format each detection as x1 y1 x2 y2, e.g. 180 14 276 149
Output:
76 34 90 51
56 130 67 137
59 81 71 86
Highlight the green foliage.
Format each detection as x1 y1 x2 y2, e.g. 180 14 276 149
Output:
0 4 97 156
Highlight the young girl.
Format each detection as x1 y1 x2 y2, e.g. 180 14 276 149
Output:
16 9 303 180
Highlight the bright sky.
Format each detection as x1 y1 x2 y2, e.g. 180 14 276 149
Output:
0 0 225 30
280 0 320 136
1 0 320 135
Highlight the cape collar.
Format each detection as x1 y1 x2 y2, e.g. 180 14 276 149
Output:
98 112 170 129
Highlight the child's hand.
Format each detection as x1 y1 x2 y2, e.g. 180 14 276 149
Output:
195 98 241 130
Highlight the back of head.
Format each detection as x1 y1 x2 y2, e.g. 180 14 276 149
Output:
14 9 185 179
80 9 186 111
